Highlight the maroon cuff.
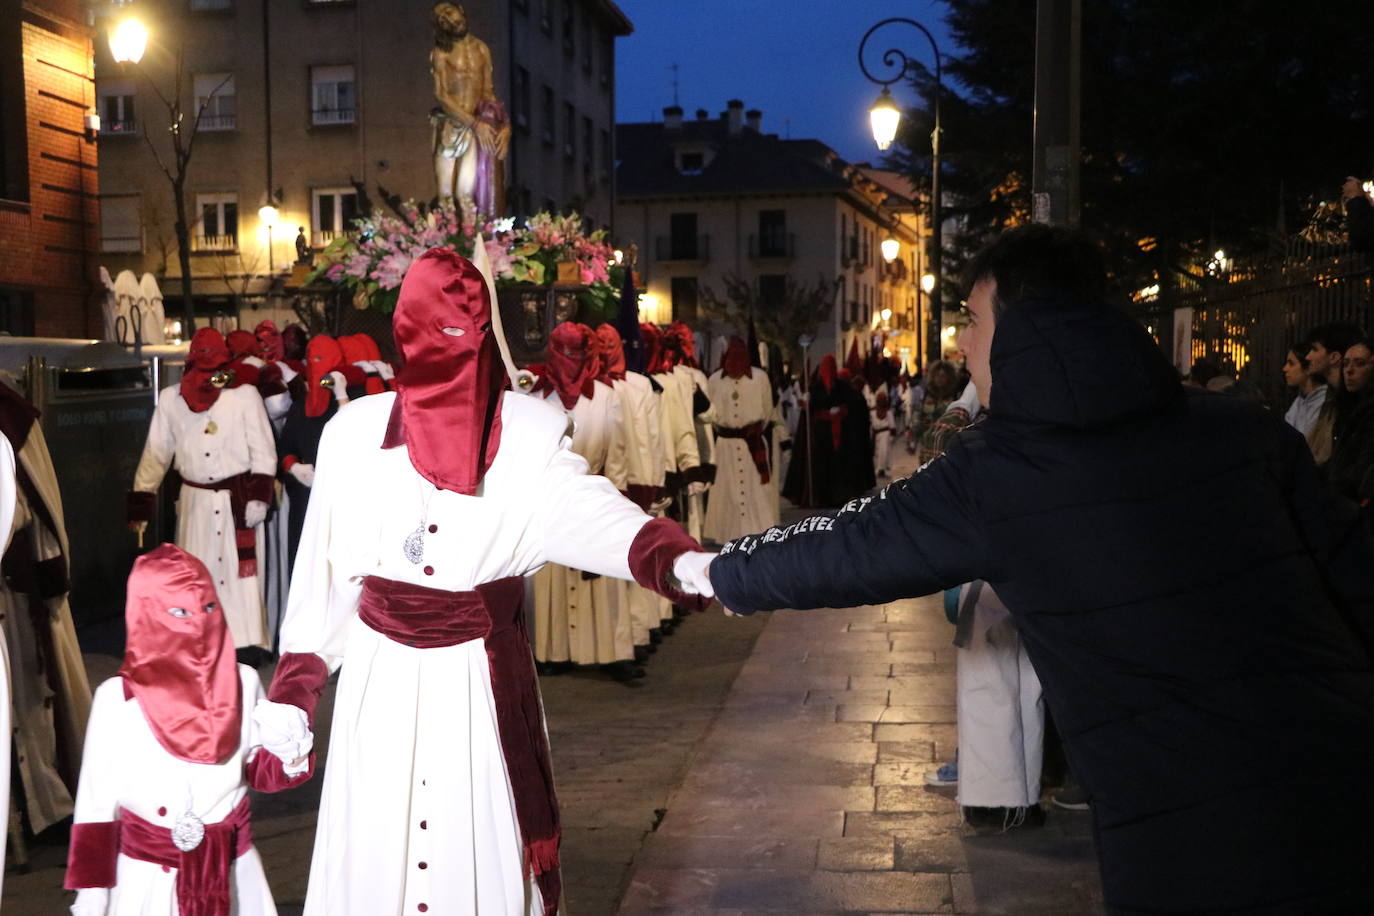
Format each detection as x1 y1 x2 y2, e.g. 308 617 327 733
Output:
245 473 275 506
126 490 156 523
623 484 658 512
65 820 119 889
246 748 316 792
628 517 709 611
682 464 717 485
267 652 330 727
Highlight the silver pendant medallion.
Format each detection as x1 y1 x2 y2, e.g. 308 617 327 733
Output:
403 527 425 564
172 812 205 852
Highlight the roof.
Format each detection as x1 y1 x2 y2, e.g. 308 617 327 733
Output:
615 118 853 199
593 0 633 36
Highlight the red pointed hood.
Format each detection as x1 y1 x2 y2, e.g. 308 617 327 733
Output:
384 247 507 495
531 322 596 410
594 323 626 381
640 323 663 374
180 328 230 412
305 335 343 418
658 321 697 370
817 354 838 393
722 337 753 379
119 544 240 765
255 320 285 362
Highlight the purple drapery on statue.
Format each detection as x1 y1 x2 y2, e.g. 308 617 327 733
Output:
473 99 508 219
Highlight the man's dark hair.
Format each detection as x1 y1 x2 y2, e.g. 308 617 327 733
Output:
965 224 1109 317
1306 322 1364 356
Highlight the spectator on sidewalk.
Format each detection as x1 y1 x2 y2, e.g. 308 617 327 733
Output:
1328 336 1374 507
871 391 895 478
1304 322 1363 467
709 224 1374 914
1282 344 1326 436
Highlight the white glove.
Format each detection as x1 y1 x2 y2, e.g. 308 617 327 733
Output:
288 462 316 488
371 360 395 381
70 887 110 915
252 700 313 765
243 500 268 528
687 481 708 496
327 371 350 404
671 551 715 598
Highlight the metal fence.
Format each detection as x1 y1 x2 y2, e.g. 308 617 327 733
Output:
1141 243 1374 410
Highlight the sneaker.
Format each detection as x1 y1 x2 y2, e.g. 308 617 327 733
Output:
1051 784 1090 811
924 757 958 787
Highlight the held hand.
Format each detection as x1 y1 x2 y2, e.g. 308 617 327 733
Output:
252 700 314 764
687 481 708 497
243 500 269 529
288 462 316 488
671 552 715 598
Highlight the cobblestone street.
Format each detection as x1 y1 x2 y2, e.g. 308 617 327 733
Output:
5 455 1102 915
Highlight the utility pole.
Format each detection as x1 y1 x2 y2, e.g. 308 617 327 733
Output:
1031 0 1081 226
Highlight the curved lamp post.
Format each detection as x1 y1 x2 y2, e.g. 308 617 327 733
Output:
859 17 942 368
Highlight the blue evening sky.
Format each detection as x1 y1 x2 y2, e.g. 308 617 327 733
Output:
614 0 955 165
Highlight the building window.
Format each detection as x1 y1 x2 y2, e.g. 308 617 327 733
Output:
671 276 699 322
189 0 232 11
0 290 34 337
669 212 698 259
100 195 142 252
193 72 235 131
581 116 593 168
99 81 137 134
514 67 531 131
513 0 529 12
601 128 612 176
311 65 356 125
563 102 575 160
581 13 592 73
758 209 788 257
312 187 359 246
562 0 575 56
759 274 786 308
599 32 611 88
678 152 704 175
194 193 238 250
541 86 555 145
539 0 552 35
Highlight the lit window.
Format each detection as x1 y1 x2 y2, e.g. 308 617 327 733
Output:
194 193 238 250
311 65 356 126
312 187 359 246
193 72 235 131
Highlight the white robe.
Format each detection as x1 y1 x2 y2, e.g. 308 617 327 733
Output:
650 371 698 624
610 374 666 647
678 365 715 544
133 386 276 648
703 370 780 546
69 669 279 915
281 391 654 916
531 380 632 665
0 434 15 905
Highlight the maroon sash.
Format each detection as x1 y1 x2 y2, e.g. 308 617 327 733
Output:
180 473 273 577
715 421 773 484
118 797 253 916
358 575 562 916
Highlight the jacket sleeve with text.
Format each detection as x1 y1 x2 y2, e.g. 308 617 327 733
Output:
708 442 985 616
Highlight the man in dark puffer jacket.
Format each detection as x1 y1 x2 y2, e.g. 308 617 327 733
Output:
709 225 1374 914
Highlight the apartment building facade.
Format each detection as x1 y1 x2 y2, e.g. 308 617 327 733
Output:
0 0 101 338
93 0 630 329
614 102 929 371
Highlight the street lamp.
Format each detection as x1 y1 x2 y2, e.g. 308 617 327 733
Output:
109 18 148 64
880 237 900 263
921 272 936 294
859 17 943 369
258 203 280 271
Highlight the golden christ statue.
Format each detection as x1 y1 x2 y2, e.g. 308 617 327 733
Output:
430 2 510 221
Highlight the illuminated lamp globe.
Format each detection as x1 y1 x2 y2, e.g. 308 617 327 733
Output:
110 18 148 64
880 307 893 321
921 273 936 294
258 205 280 228
869 88 901 152
880 238 900 263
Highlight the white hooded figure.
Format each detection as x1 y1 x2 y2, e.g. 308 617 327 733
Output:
137 273 168 346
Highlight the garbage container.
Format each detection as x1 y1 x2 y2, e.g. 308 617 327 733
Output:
0 338 186 627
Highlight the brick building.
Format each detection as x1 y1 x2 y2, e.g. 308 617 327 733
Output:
0 0 101 339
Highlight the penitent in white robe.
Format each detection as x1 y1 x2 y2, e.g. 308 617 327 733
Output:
530 380 631 665
133 386 276 648
69 668 280 915
704 369 780 545
281 390 656 916
0 434 15 906
610 373 666 647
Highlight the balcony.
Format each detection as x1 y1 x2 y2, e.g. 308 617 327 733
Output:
313 228 357 247
198 113 236 131
312 107 356 126
100 234 142 253
655 234 710 263
749 232 795 260
193 233 237 252
101 119 138 135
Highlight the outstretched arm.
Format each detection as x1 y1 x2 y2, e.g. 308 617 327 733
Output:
709 447 985 616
